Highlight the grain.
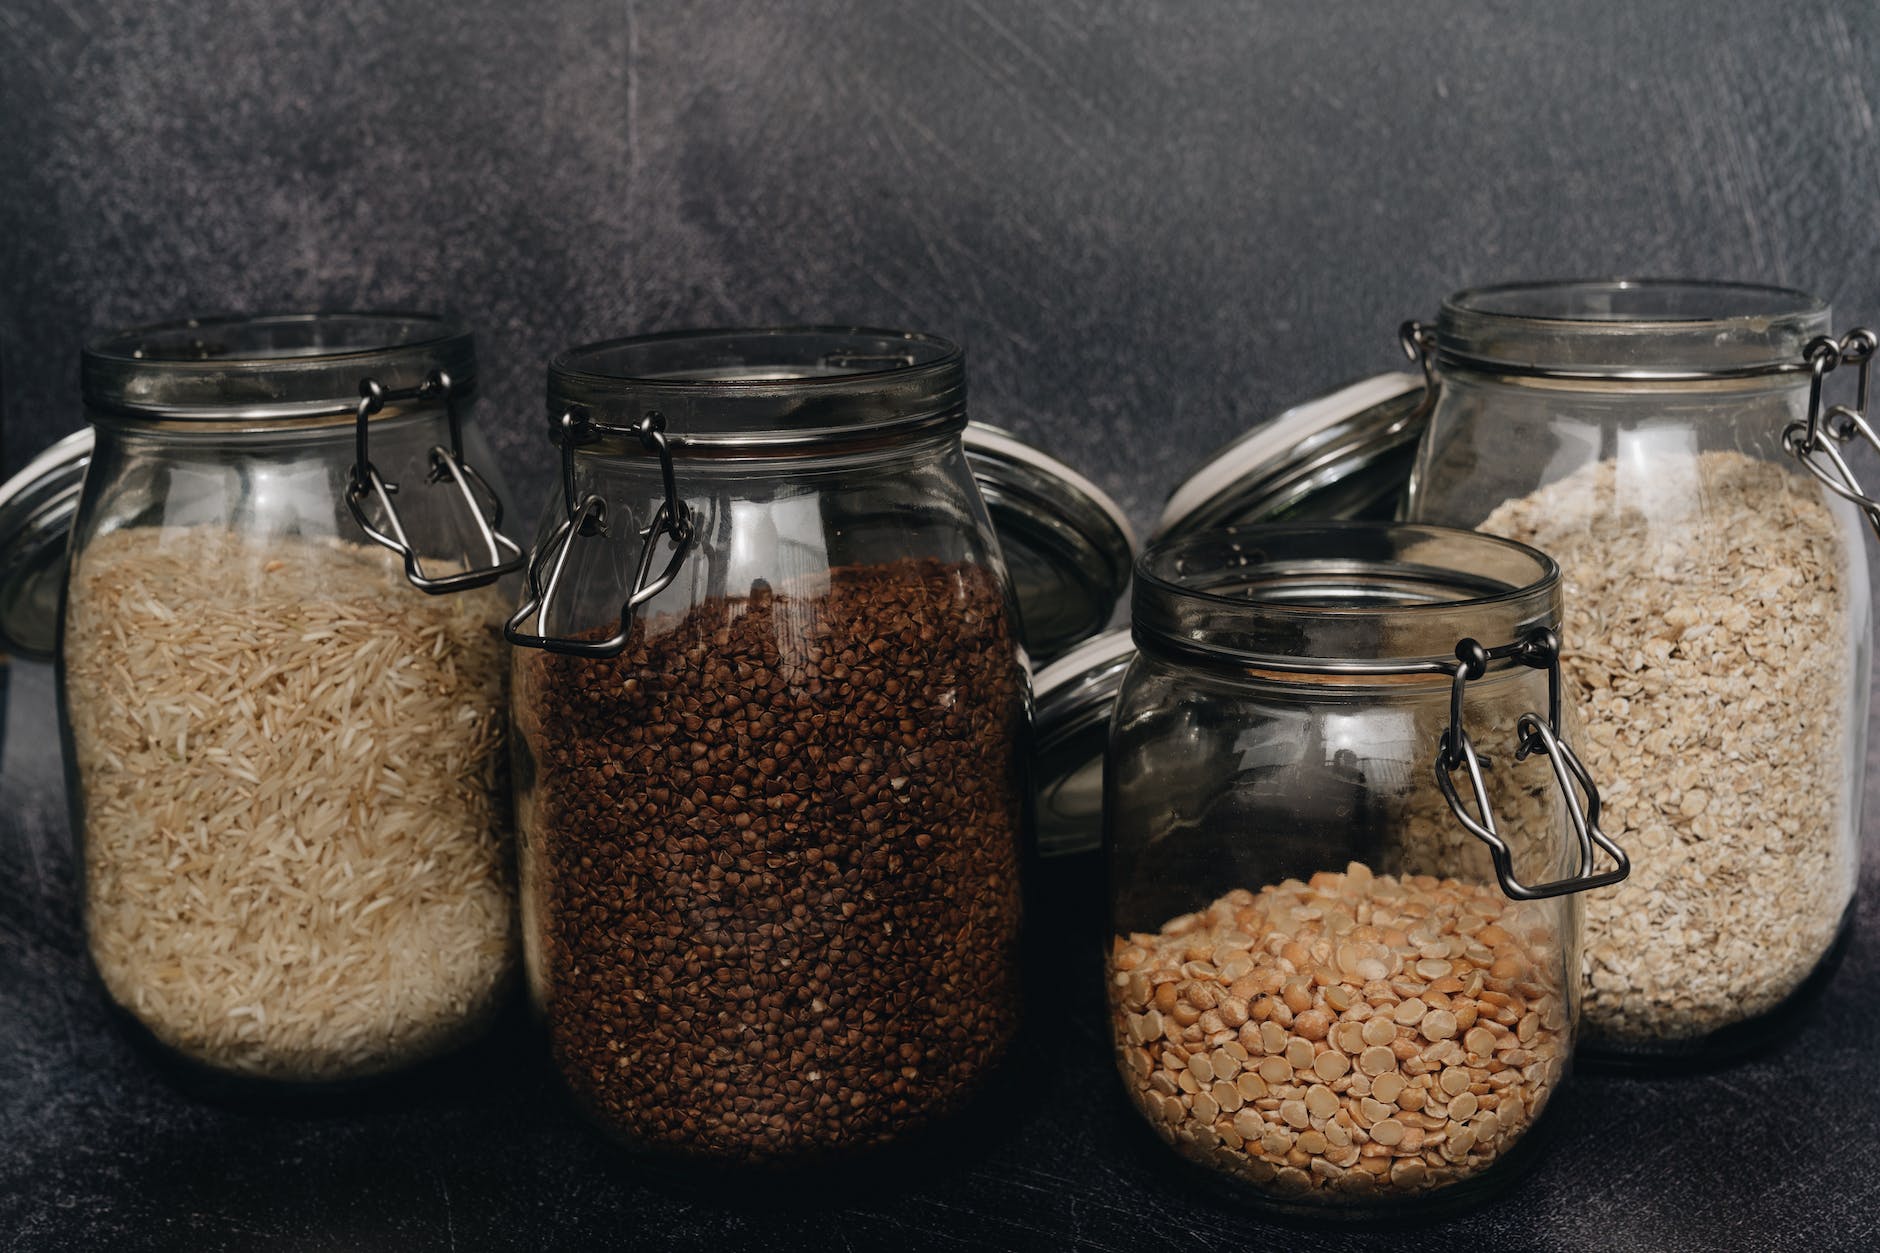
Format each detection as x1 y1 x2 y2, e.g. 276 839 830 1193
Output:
1481 451 1858 1044
1110 865 1565 1200
516 558 1024 1162
66 527 514 1081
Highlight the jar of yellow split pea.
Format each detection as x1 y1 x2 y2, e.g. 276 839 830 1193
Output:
1105 522 1629 1217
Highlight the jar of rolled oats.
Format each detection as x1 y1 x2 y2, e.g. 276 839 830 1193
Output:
1106 522 1628 1217
1402 279 1875 1064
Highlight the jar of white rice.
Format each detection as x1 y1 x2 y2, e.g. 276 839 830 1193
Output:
53 312 524 1084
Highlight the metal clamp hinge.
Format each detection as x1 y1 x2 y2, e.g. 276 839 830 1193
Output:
1783 329 1880 540
346 372 524 593
1433 630 1631 902
503 410 694 657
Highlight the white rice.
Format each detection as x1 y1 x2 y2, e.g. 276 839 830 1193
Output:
65 526 516 1081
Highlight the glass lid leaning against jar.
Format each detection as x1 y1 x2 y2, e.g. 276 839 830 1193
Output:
505 327 1027 1165
62 312 524 1088
1401 279 1876 1064
1106 523 1628 1217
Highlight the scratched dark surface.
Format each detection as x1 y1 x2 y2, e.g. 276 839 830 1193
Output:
6 652 1880 1253
7 1 1880 1249
5 638 1880 1252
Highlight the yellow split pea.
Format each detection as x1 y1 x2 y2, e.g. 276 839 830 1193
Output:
1109 863 1567 1199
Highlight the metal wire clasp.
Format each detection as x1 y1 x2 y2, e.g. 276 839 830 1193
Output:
1783 329 1880 539
1399 319 1439 426
502 410 694 657
1433 629 1630 901
346 372 524 593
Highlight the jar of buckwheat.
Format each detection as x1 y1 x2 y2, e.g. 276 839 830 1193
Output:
505 327 1027 1165
1402 279 1874 1065
1106 522 1628 1216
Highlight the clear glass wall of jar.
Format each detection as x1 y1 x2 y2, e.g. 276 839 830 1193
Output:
1106 523 1627 1217
505 328 1027 1165
61 313 523 1087
1403 280 1874 1064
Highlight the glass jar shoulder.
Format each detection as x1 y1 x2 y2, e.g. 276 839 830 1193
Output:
1410 374 1820 529
539 437 1014 644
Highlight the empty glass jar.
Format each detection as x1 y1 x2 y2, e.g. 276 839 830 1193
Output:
61 313 522 1086
1106 523 1627 1216
1403 279 1874 1063
506 327 1027 1165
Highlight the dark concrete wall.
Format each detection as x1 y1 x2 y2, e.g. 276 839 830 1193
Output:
5 0 1879 525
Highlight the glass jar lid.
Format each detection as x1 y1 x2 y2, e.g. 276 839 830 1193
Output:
964 422 1135 663
1154 372 1426 542
0 430 91 660
1434 278 1832 379
547 326 965 449
1031 627 1135 858
82 312 476 422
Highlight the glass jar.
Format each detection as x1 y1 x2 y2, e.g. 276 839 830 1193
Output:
61 313 523 1086
506 327 1027 1165
1403 279 1874 1064
1106 523 1627 1217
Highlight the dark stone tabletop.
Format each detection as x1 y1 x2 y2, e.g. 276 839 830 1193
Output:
4 652 1880 1253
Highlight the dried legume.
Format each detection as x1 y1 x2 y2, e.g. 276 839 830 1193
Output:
1110 863 1566 1199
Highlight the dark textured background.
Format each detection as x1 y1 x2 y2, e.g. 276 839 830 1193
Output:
6 0 1880 523
8 2 1880 1249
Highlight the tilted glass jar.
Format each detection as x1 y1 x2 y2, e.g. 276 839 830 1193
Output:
506 327 1027 1164
61 313 523 1086
1402 279 1875 1064
1106 523 1627 1217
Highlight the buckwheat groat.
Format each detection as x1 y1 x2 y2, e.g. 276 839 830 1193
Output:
517 558 1025 1162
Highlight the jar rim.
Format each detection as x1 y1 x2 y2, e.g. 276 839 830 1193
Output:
1132 522 1561 673
1435 278 1832 380
546 325 966 450
82 312 474 423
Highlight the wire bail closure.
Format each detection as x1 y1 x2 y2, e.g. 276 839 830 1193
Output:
503 410 694 657
346 372 524 593
1433 628 1631 902
1399 319 1439 428
1783 329 1880 540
